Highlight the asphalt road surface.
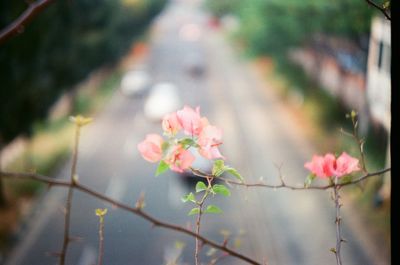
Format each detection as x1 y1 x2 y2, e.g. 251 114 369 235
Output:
3 0 389 265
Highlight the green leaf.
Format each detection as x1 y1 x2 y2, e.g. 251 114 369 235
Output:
204 205 222 214
188 208 200 216
339 175 353 185
212 184 231 196
179 138 198 148
212 160 225 176
383 1 390 9
195 181 207 193
156 160 169 176
304 174 316 188
161 141 170 154
181 192 196 203
225 167 244 182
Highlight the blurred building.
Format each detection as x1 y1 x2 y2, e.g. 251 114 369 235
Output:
366 16 391 202
288 34 369 134
366 16 391 131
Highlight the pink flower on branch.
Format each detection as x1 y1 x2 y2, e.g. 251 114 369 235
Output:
304 152 360 178
197 125 224 159
176 105 204 136
164 145 195 173
137 134 164 163
162 112 182 136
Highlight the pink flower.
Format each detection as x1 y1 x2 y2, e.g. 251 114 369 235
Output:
162 112 182 135
304 152 360 178
176 105 204 136
197 125 224 159
164 145 195 173
137 134 164 163
335 152 360 176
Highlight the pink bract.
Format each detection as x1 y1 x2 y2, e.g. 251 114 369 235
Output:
137 134 164 163
176 105 204 136
335 152 360 177
304 152 360 178
165 145 195 173
162 112 182 135
197 125 224 159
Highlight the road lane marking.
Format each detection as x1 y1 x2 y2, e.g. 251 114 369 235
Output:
76 245 97 265
104 176 127 202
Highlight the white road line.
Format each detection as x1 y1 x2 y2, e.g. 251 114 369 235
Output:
76 245 97 265
104 176 126 202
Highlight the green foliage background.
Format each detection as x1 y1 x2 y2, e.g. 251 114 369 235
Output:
205 0 375 56
0 0 166 143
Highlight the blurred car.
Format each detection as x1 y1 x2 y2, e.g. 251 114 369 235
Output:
184 52 206 78
120 70 151 97
143 82 182 121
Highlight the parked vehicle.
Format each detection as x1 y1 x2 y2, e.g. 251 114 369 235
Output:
143 82 182 121
120 70 151 97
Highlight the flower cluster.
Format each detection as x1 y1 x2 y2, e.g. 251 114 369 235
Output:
304 152 360 179
138 105 224 173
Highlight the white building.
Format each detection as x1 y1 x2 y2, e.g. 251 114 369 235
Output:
366 16 391 202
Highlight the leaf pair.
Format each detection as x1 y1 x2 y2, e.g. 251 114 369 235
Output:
212 160 243 182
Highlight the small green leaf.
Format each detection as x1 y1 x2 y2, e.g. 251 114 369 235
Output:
212 160 225 176
156 160 169 176
225 167 243 182
204 205 222 214
181 192 196 203
195 181 207 193
161 141 170 153
212 184 231 196
304 174 316 188
383 1 390 9
340 175 353 185
188 208 200 216
179 138 198 148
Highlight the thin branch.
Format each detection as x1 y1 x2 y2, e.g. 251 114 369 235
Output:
195 177 212 265
0 171 261 265
365 0 391 20
60 124 81 265
0 0 55 45
333 177 343 265
191 167 391 191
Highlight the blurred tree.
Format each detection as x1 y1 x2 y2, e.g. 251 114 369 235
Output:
206 0 375 56
0 0 165 144
0 0 166 207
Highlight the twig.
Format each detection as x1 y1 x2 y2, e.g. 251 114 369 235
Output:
59 122 81 265
333 177 343 265
191 167 391 191
0 171 261 265
0 0 55 45
365 0 391 20
96 209 108 265
195 177 212 265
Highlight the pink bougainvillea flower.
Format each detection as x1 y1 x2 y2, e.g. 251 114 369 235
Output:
176 105 204 136
162 112 182 135
304 155 327 178
137 134 164 163
164 145 195 173
197 125 224 159
335 152 360 177
304 152 360 178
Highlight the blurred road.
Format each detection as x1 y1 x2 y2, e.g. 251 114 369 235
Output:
3 0 388 265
